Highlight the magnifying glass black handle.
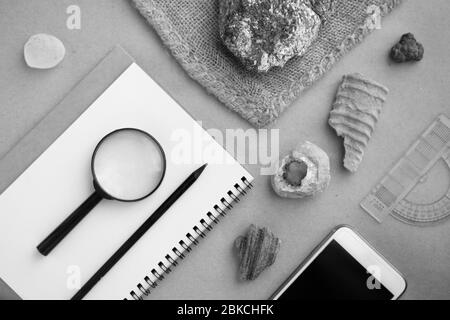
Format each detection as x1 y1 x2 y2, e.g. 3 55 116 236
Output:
37 192 103 256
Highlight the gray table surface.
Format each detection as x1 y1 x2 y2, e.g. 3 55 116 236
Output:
0 0 449 300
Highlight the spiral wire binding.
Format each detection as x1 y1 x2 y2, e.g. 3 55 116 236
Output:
125 176 253 300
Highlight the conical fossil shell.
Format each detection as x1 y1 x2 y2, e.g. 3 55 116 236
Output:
329 73 389 173
235 225 280 281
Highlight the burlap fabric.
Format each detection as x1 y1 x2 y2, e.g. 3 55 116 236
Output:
132 0 401 127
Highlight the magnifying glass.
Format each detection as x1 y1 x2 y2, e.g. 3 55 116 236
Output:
37 128 166 256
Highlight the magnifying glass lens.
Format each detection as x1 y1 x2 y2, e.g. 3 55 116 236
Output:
93 130 165 201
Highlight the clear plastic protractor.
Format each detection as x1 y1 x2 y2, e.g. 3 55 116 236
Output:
361 115 450 225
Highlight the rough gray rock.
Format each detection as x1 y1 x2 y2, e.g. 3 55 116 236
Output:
219 0 321 73
235 225 280 281
390 33 424 63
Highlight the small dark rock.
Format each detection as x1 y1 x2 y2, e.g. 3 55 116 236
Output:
390 33 424 63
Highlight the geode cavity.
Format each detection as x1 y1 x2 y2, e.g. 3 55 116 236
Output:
272 141 331 198
219 0 321 73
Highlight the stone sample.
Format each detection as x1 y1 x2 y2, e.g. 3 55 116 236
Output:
272 141 330 199
390 33 424 63
329 73 389 173
235 224 280 281
309 0 335 22
219 0 321 73
24 34 66 69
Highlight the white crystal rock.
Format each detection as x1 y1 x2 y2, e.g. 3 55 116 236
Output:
24 34 66 69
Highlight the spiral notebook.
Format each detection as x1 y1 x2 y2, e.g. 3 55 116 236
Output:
0 56 253 300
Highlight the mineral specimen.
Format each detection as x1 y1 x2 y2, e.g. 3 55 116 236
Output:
390 33 424 63
24 34 66 69
272 141 330 199
235 224 281 281
219 0 321 73
329 73 389 173
309 0 335 22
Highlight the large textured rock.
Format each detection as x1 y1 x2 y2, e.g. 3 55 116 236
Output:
272 141 331 199
235 225 280 281
219 0 321 73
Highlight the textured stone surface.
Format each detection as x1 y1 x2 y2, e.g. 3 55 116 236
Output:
390 33 424 63
235 225 280 281
329 73 389 173
24 34 66 69
272 141 330 199
219 0 321 73
309 0 336 22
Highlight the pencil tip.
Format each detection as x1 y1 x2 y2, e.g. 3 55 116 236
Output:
194 163 208 178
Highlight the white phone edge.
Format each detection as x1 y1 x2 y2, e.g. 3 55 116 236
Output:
270 225 407 300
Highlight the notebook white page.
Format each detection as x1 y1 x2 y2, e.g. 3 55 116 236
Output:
0 63 253 300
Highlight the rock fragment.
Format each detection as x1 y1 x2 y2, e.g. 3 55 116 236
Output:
309 0 335 22
390 33 424 63
24 34 66 69
329 73 389 173
219 0 321 72
235 225 280 281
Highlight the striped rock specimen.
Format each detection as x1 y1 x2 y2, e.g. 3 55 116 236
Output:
272 141 331 199
235 225 280 281
219 0 321 72
329 73 389 173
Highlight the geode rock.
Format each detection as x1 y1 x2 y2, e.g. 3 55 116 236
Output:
24 34 66 69
219 0 321 73
272 141 331 198
235 224 281 281
390 33 424 63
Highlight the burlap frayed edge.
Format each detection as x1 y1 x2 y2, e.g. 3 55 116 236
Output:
132 0 402 128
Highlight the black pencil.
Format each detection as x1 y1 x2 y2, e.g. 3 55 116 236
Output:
71 164 208 300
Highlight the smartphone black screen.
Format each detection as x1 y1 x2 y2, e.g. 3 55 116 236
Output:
278 240 394 300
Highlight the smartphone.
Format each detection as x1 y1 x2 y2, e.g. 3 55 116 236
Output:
271 225 407 300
